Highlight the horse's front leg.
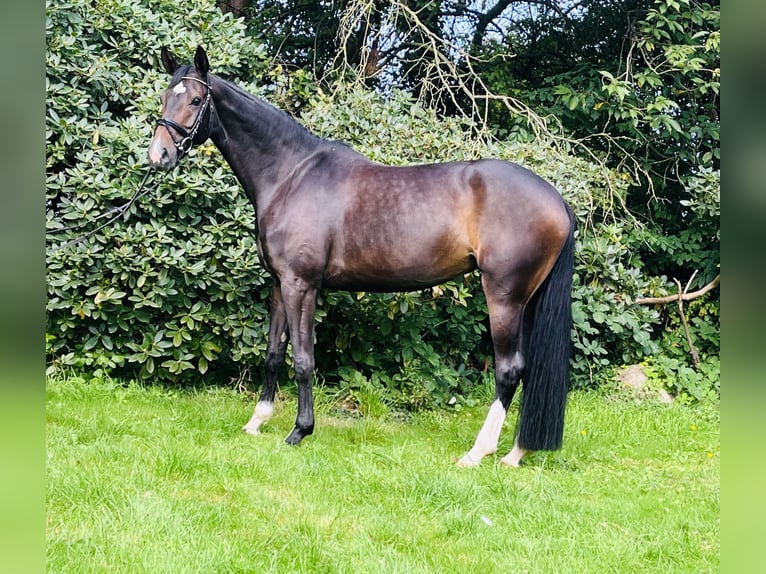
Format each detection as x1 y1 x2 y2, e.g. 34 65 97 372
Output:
243 283 288 435
280 277 318 446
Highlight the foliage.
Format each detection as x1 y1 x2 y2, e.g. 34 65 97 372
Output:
256 0 721 352
257 0 721 398
641 295 720 402
481 0 720 294
238 0 353 79
45 0 718 407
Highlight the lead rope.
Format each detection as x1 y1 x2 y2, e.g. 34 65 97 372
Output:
46 168 162 253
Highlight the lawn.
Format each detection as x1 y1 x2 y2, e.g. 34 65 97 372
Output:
46 375 719 573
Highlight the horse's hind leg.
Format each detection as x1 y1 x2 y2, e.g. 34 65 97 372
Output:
499 441 528 467
457 279 525 467
243 283 288 435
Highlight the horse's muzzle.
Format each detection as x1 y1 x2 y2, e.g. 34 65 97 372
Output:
147 139 177 170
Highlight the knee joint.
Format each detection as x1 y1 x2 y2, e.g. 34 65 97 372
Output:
265 353 282 373
293 355 314 382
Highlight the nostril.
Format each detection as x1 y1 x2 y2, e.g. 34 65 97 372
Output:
148 142 173 169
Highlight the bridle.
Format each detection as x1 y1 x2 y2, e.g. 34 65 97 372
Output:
155 76 213 160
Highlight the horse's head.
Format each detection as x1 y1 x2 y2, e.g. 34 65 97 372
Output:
148 46 213 170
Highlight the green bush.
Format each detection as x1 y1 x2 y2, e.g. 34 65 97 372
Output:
45 0 718 406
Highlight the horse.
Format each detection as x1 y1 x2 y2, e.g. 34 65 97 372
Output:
148 46 575 467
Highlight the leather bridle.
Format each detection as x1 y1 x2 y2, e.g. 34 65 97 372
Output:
156 76 213 160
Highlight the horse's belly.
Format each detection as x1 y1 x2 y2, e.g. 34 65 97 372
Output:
322 253 476 292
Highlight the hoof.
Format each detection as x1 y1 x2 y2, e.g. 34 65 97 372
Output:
499 445 528 467
284 433 302 446
456 453 482 468
242 402 273 436
284 426 313 446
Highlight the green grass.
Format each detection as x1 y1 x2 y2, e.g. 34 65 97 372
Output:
46 375 719 573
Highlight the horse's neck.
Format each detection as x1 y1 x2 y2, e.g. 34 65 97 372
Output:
209 77 318 210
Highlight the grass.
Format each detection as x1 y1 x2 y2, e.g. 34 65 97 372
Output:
46 375 719 573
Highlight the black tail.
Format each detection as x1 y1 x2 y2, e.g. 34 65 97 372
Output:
518 202 575 451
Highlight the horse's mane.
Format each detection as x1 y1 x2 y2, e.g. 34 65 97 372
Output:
169 65 352 156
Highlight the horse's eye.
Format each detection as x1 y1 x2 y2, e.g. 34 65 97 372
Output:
191 97 202 106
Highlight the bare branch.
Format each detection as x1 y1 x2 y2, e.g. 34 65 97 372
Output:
674 278 700 367
635 274 719 305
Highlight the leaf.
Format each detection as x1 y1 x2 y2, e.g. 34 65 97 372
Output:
592 311 606 324
200 341 220 361
665 116 683 133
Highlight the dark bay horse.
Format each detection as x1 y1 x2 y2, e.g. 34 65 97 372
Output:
148 46 574 467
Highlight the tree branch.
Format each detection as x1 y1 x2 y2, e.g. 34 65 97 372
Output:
674 277 700 367
472 0 516 50
635 273 719 305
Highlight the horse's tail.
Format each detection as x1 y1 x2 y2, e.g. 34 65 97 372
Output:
518 201 575 451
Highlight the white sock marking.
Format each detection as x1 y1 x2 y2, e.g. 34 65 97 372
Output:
457 399 506 467
500 441 528 467
242 401 274 435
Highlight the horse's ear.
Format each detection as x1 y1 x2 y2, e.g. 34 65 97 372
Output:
160 47 179 75
194 45 209 78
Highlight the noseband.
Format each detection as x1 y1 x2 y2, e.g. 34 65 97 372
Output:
156 76 212 160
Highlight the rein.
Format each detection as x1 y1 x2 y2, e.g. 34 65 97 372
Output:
46 169 160 253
